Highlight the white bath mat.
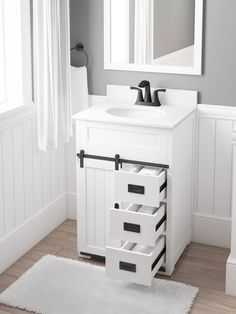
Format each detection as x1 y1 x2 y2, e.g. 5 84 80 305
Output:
0 255 198 314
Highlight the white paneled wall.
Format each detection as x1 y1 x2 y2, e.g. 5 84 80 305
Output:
0 108 67 272
0 117 66 237
196 118 233 218
193 105 236 248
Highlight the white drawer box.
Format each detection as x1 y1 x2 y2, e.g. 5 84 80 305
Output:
114 167 167 207
110 203 166 246
106 237 166 287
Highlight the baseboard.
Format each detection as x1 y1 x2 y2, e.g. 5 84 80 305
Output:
226 255 236 296
192 213 231 248
0 194 67 274
67 192 77 220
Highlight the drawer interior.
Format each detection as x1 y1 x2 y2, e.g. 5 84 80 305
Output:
122 242 154 255
120 239 166 271
123 203 159 216
121 165 164 178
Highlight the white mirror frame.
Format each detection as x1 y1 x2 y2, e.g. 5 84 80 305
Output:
104 0 203 75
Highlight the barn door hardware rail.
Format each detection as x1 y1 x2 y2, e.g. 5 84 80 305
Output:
77 150 169 170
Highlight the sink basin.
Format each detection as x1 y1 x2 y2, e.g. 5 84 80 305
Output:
106 106 166 119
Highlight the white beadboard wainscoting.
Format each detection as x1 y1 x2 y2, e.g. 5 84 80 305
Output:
226 123 236 295
0 105 67 273
193 105 236 248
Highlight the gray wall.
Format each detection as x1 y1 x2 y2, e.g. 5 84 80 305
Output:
70 0 236 106
154 0 195 58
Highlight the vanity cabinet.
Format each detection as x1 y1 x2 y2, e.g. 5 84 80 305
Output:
76 110 195 285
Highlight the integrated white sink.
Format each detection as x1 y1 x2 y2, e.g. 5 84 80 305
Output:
106 106 166 119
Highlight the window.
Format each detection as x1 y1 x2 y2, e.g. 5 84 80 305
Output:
0 0 32 108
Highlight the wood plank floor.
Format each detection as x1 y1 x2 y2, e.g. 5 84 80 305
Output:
0 220 236 314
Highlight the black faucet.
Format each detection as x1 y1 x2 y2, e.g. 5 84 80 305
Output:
130 81 167 106
138 80 152 103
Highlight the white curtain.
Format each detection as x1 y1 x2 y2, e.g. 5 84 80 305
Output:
33 0 72 151
134 0 154 64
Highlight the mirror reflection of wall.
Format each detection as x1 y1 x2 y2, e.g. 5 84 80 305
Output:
110 0 195 67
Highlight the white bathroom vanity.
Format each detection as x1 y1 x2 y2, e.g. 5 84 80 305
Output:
74 85 197 286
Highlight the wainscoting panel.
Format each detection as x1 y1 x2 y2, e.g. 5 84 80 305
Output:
193 105 236 247
196 110 234 218
214 120 233 217
197 118 216 216
0 111 67 242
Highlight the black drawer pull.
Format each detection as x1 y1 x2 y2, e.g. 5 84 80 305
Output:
128 184 145 195
155 214 167 232
151 246 166 271
119 261 136 273
124 222 141 233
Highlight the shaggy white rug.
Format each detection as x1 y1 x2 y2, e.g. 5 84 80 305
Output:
0 255 198 314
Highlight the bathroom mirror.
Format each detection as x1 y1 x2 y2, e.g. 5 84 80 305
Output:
104 0 203 75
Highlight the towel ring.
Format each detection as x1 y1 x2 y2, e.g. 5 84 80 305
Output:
70 43 89 67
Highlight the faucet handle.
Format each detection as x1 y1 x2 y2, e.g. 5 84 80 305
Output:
130 86 144 104
153 89 167 107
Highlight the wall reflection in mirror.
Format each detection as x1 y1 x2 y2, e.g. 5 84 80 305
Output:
110 0 195 68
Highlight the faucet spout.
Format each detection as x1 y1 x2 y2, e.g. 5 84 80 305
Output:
138 80 152 103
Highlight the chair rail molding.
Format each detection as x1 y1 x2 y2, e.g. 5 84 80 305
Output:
226 126 236 296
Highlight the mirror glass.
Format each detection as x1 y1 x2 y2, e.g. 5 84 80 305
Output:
104 0 203 75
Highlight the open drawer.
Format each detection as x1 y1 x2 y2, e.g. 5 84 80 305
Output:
106 237 166 287
114 166 167 207
110 203 166 246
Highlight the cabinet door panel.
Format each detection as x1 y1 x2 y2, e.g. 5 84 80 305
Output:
77 159 120 256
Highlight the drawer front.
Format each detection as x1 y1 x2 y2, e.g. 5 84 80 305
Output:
76 122 170 165
110 204 166 246
106 237 166 287
114 169 167 207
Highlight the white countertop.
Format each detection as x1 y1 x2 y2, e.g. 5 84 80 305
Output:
73 99 196 129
